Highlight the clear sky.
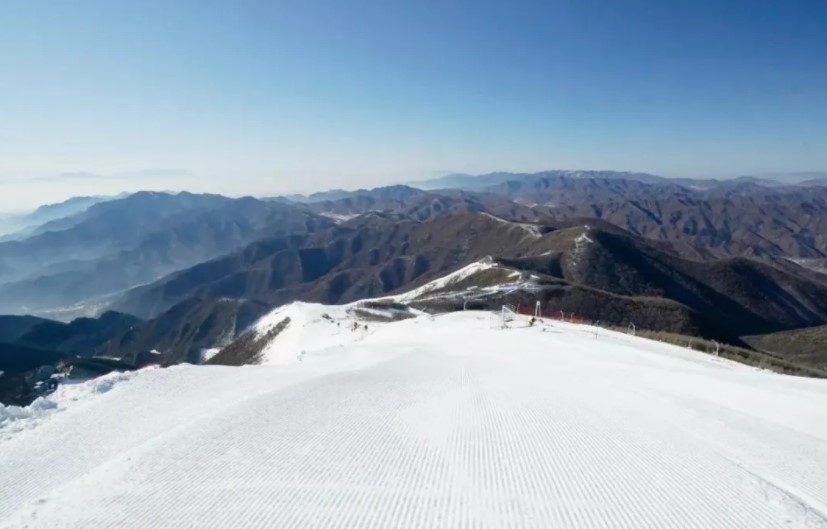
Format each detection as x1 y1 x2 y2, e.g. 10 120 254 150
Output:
1 0 826 211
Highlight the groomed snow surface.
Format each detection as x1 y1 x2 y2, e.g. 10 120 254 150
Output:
2 305 827 528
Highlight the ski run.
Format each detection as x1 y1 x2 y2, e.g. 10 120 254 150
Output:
2 303 827 528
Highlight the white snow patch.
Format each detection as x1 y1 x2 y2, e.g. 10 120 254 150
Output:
480 212 542 237
319 212 359 223
568 226 594 269
201 348 221 362
575 231 593 245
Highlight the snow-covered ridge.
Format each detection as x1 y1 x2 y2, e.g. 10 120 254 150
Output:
481 212 542 237
384 257 530 304
391 257 496 301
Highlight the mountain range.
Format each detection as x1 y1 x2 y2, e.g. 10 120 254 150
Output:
0 192 334 313
2 169 827 404
0 195 117 241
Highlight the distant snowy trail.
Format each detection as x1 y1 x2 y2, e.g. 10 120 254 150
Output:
2 311 827 528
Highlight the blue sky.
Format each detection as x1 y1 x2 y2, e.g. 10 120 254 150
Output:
1 0 826 210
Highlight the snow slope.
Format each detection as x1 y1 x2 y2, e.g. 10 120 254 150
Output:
2 308 827 528
248 302 413 365
387 257 529 303
391 258 497 301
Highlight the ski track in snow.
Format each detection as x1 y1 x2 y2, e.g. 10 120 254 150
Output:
2 311 827 528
